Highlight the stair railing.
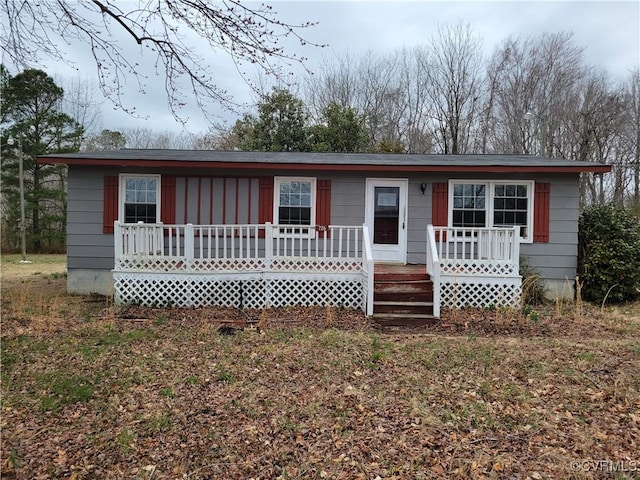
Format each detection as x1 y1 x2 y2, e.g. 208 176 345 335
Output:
362 224 374 316
426 224 441 318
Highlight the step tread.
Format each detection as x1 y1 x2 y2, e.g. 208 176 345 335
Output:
373 315 438 327
374 301 433 306
373 313 435 319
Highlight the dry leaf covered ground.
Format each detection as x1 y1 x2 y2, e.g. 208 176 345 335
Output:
1 256 639 479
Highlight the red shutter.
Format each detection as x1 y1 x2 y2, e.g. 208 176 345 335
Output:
258 177 274 238
103 176 118 233
160 175 176 224
432 182 449 226
316 179 332 238
533 182 550 243
432 182 448 241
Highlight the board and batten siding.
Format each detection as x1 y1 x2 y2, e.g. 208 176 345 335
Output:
175 176 260 225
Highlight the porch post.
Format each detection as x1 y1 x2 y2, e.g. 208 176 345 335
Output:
185 223 194 271
113 221 122 268
264 222 273 271
432 266 441 319
512 226 521 268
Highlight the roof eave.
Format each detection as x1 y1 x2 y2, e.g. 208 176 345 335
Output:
36 157 612 174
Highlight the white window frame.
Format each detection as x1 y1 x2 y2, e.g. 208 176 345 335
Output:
448 180 535 243
119 174 161 224
273 176 317 238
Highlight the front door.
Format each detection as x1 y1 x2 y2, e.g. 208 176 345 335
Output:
365 178 408 263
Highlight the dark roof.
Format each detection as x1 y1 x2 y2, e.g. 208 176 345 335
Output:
37 149 611 173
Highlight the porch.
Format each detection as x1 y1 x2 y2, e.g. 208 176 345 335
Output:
112 222 522 322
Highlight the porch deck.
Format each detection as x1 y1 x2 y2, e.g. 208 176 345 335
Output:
112 222 523 320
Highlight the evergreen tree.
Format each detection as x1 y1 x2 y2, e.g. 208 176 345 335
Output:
235 88 310 152
309 104 370 152
1 68 84 252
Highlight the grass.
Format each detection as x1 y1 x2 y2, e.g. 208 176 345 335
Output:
1 253 66 265
1 259 639 479
37 371 94 411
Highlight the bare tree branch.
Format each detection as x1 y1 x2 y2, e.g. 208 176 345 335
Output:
1 0 324 123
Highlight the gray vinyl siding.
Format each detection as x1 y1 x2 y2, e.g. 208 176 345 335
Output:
330 176 365 226
66 166 580 284
67 167 273 273
411 172 580 282
524 174 579 283
67 166 115 270
407 177 432 263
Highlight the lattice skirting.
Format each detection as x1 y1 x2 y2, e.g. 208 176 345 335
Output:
440 260 518 277
440 276 522 309
113 272 366 311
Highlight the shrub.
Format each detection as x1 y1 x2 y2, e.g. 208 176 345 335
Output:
520 256 546 305
578 204 640 304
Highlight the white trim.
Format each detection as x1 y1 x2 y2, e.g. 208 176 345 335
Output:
447 179 535 243
119 174 161 223
365 178 408 263
273 176 317 238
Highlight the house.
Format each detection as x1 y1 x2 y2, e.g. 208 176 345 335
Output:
38 150 610 325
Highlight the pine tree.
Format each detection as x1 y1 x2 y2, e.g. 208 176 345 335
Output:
1 68 84 252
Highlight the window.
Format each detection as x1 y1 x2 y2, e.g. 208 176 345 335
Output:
120 175 160 223
493 184 529 235
274 177 316 236
452 183 486 228
449 180 534 242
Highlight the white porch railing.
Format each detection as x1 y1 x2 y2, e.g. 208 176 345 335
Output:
362 225 374 316
113 221 373 311
113 222 521 312
427 225 522 309
114 221 365 272
426 225 441 318
432 226 520 276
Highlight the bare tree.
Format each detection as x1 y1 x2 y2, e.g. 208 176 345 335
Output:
1 0 323 121
621 69 640 207
120 127 196 149
57 76 103 136
84 129 127 151
424 23 484 154
305 52 361 122
560 71 624 204
394 46 433 153
305 51 410 152
486 32 585 155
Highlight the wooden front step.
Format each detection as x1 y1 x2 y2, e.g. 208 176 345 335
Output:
373 264 436 327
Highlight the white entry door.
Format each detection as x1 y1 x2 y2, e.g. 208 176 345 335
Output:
365 178 408 263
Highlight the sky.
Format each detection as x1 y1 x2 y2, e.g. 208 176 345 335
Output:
6 0 640 135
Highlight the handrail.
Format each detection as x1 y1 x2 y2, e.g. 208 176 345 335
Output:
426 224 441 318
114 221 365 269
362 224 374 316
432 226 520 263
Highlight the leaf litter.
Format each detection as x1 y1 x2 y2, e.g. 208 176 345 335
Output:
1 275 639 479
